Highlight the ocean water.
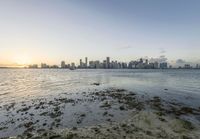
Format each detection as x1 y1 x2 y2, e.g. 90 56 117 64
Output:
0 69 199 106
0 69 200 137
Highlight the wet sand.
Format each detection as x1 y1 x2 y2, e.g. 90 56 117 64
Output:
1 87 200 139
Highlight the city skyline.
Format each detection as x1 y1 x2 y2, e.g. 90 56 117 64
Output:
25 56 199 69
0 55 200 68
0 0 200 67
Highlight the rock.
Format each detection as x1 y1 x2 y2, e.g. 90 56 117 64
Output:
49 135 62 139
24 122 34 128
92 83 100 86
181 120 194 130
80 113 86 117
100 101 111 108
72 127 77 130
119 105 125 110
103 111 108 116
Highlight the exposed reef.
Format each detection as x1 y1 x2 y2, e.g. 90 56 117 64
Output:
0 88 200 139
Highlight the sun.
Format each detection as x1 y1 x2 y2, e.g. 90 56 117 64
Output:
14 53 31 66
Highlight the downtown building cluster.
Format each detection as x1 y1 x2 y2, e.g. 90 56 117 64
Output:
60 57 168 69
28 57 200 69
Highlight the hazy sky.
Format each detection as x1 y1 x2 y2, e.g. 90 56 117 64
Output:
0 0 200 66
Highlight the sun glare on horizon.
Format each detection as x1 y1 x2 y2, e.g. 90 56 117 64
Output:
13 53 32 66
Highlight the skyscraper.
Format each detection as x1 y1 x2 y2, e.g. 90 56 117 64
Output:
61 61 65 68
154 62 159 69
106 57 110 68
145 59 148 64
80 59 83 68
85 57 88 68
139 58 143 64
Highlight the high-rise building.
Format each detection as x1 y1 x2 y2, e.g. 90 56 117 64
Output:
70 63 76 69
196 64 199 69
89 61 95 68
160 62 168 69
149 63 154 69
122 62 127 69
85 57 88 68
103 60 107 68
145 59 148 64
61 61 65 68
139 58 143 63
106 57 110 68
80 59 83 68
154 62 159 69
94 61 100 69
118 62 122 69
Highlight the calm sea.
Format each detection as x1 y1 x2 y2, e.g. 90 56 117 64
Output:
0 69 200 106
0 69 200 137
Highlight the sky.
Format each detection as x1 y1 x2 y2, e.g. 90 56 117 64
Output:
0 0 200 67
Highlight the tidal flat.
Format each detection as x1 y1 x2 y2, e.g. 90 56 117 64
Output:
0 87 200 139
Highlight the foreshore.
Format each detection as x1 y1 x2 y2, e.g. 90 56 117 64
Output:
1 87 200 139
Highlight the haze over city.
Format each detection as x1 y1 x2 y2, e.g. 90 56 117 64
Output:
0 0 200 67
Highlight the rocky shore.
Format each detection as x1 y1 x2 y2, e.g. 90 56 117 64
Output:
1 87 200 139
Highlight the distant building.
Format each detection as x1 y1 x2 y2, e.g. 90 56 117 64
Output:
118 62 122 69
103 60 107 68
145 59 148 64
136 62 144 69
70 63 76 70
29 64 38 69
154 62 159 69
61 61 66 68
160 62 168 69
89 61 95 68
66 64 70 68
135 58 145 69
94 61 100 68
85 57 88 68
41 63 49 68
50 65 59 68
122 62 128 68
128 61 137 69
106 57 110 68
196 64 199 69
80 59 83 68
149 63 154 69
139 58 143 64
184 64 191 69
